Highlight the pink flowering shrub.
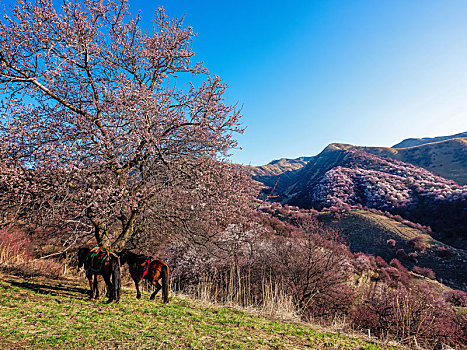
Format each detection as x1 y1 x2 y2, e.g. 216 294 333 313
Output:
442 289 467 307
375 256 388 268
412 266 436 280
407 236 426 251
381 266 403 286
354 253 376 271
388 258 410 285
386 239 396 249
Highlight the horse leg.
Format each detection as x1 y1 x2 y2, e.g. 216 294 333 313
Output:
110 257 121 303
150 281 162 300
85 270 96 299
87 276 94 299
103 274 113 303
93 275 99 299
134 278 142 299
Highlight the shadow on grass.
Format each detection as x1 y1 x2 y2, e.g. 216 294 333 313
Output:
0 264 63 280
8 279 88 300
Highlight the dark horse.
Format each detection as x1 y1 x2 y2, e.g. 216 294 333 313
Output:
119 249 169 303
77 246 121 303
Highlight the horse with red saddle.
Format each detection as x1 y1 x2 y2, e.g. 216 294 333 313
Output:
119 249 170 303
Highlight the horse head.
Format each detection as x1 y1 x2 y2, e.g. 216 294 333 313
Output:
77 247 90 271
119 249 131 266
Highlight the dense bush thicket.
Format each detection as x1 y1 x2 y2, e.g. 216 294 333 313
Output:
165 215 353 320
164 203 466 349
0 226 64 277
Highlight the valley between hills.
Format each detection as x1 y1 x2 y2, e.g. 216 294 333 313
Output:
248 132 467 291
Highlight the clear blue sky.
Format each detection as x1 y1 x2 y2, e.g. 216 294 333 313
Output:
140 0 467 165
4 0 467 165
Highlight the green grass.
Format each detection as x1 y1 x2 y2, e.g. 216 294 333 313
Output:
0 274 401 349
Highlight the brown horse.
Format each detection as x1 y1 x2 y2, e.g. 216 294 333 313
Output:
119 249 169 303
77 246 121 303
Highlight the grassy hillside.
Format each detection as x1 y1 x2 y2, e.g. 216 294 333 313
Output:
0 272 401 350
391 131 467 148
247 157 312 178
246 157 312 200
319 209 467 290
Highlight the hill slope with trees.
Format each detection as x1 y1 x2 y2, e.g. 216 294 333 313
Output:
253 144 467 249
347 138 467 185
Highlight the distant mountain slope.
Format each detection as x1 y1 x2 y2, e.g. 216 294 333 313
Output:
350 138 467 185
280 145 467 249
247 157 313 199
247 157 313 178
319 210 467 290
392 131 467 148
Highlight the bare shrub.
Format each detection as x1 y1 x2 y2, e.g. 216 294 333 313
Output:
0 226 63 278
352 284 395 338
436 246 456 258
253 217 354 321
193 266 297 319
165 216 354 321
0 226 32 265
353 282 466 348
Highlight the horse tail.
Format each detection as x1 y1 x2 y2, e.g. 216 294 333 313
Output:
111 256 121 302
161 263 169 303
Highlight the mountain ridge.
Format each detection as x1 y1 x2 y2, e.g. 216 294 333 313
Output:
249 141 467 249
392 131 467 148
249 132 467 185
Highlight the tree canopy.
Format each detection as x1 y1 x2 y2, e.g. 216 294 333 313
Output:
0 0 256 251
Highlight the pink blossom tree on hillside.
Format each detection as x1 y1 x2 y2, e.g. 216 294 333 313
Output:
0 0 256 250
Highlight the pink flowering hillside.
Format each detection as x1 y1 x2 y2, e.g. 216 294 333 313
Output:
263 145 467 249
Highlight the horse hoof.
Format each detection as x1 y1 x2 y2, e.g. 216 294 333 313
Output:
150 296 155 300
137 295 141 299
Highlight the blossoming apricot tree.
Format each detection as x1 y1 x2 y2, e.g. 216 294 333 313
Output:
0 0 255 250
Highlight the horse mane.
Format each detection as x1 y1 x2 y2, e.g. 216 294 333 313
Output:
120 249 152 265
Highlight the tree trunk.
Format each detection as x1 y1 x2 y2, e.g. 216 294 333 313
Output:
111 210 139 252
